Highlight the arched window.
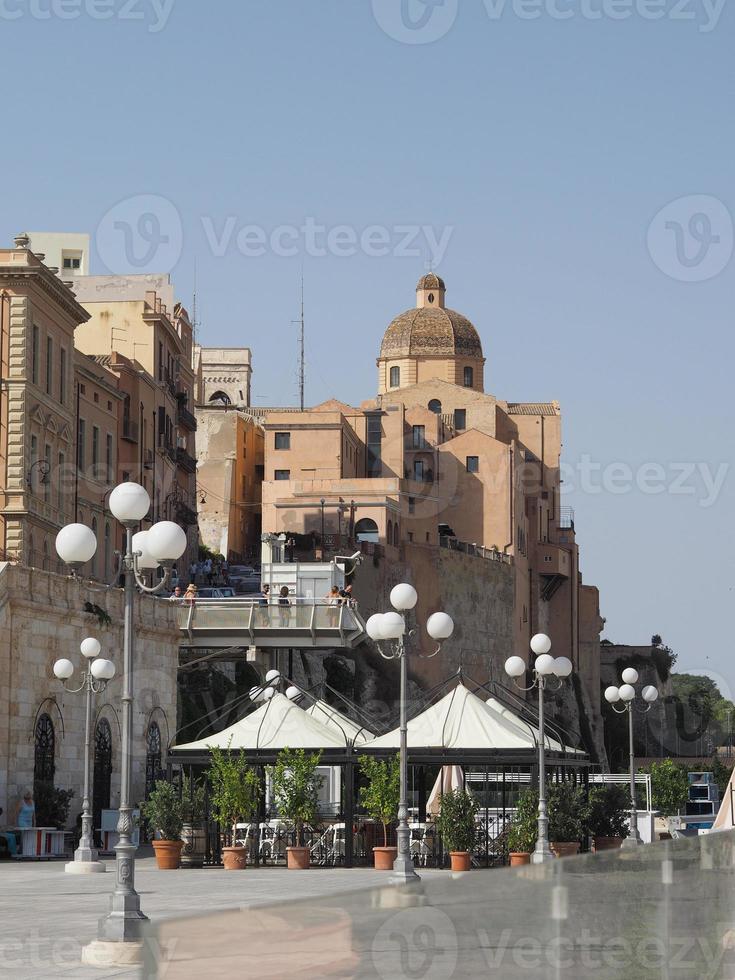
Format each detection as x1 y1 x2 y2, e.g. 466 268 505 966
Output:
104 522 111 578
387 520 393 546
393 522 400 545
208 390 231 406
428 399 442 414
389 366 400 388
93 719 113 841
354 517 379 544
42 539 49 570
91 517 98 578
463 366 474 388
28 533 35 567
34 713 55 788
145 722 162 799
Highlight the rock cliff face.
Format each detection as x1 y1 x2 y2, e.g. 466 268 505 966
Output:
599 644 676 766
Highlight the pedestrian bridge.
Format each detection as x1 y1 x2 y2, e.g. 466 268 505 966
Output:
177 598 367 650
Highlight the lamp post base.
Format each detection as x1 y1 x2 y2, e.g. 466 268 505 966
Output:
81 939 144 968
65 859 106 874
621 834 643 849
530 844 554 865
389 866 421 886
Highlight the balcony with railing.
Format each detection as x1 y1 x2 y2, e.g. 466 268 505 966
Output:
177 403 197 431
177 597 366 650
121 418 139 443
176 446 197 474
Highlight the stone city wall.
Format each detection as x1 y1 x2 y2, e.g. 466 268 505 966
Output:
0 563 179 826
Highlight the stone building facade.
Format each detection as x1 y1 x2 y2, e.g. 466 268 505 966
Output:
0 238 89 569
195 406 264 562
257 273 607 760
0 562 179 826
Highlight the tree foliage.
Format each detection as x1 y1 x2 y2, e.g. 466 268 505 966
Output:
359 754 399 847
648 759 689 816
207 742 260 844
436 789 478 854
271 747 323 846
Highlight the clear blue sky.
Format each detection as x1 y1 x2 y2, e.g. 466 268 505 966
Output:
3 0 732 684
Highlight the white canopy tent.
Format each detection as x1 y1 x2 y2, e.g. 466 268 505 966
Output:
304 699 374 745
711 770 735 831
363 683 582 754
485 697 584 755
172 691 350 753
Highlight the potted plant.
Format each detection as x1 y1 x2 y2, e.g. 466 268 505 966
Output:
271 747 323 869
33 781 75 829
548 782 586 858
507 789 538 866
359 755 400 870
180 774 207 868
585 785 630 851
207 743 260 870
141 780 184 870
436 789 478 872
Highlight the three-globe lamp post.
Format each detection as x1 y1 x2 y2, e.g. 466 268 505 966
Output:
504 634 573 865
54 637 115 874
605 669 659 847
55 482 187 952
366 584 454 885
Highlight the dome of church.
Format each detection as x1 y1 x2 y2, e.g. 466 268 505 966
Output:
380 275 482 359
416 272 446 291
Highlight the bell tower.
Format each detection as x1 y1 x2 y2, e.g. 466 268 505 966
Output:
416 273 446 309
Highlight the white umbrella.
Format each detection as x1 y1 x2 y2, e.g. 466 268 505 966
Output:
426 765 466 818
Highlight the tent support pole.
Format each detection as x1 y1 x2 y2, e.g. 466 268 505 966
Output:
344 760 354 869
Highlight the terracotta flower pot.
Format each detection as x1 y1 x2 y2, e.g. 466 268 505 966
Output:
373 846 398 871
550 841 581 858
152 839 184 870
287 846 311 870
450 851 471 872
222 845 248 870
593 836 623 852
509 852 531 867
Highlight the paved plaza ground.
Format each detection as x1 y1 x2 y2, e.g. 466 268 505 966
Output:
0 851 446 979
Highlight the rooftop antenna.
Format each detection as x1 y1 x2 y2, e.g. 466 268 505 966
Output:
291 273 305 410
192 259 198 344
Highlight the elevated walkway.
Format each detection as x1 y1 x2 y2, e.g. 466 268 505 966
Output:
177 597 366 650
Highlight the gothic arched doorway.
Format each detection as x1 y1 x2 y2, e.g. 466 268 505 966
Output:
93 719 113 845
145 722 162 800
33 713 55 791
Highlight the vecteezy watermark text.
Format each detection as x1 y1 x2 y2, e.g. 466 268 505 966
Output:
0 0 175 33
371 0 726 43
96 194 454 273
200 217 453 262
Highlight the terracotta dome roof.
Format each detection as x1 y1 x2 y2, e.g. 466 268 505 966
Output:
380 306 483 359
416 272 445 291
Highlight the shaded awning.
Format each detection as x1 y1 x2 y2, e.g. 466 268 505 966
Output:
172 692 349 753
304 699 374 745
362 683 582 754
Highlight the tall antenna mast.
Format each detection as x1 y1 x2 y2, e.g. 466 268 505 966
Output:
298 274 305 410
192 259 198 344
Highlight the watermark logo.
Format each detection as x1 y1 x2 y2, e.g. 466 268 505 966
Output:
371 0 459 43
647 195 733 282
372 907 458 980
0 0 176 33
96 194 183 275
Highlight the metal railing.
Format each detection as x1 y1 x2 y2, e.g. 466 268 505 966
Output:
559 505 575 529
121 418 139 443
439 536 513 564
176 596 364 641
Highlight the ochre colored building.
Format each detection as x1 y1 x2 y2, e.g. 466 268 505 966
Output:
260 274 604 747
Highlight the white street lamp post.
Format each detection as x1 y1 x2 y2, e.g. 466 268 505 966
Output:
605 668 659 848
54 638 115 874
56 482 187 953
366 583 454 885
504 635 573 865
